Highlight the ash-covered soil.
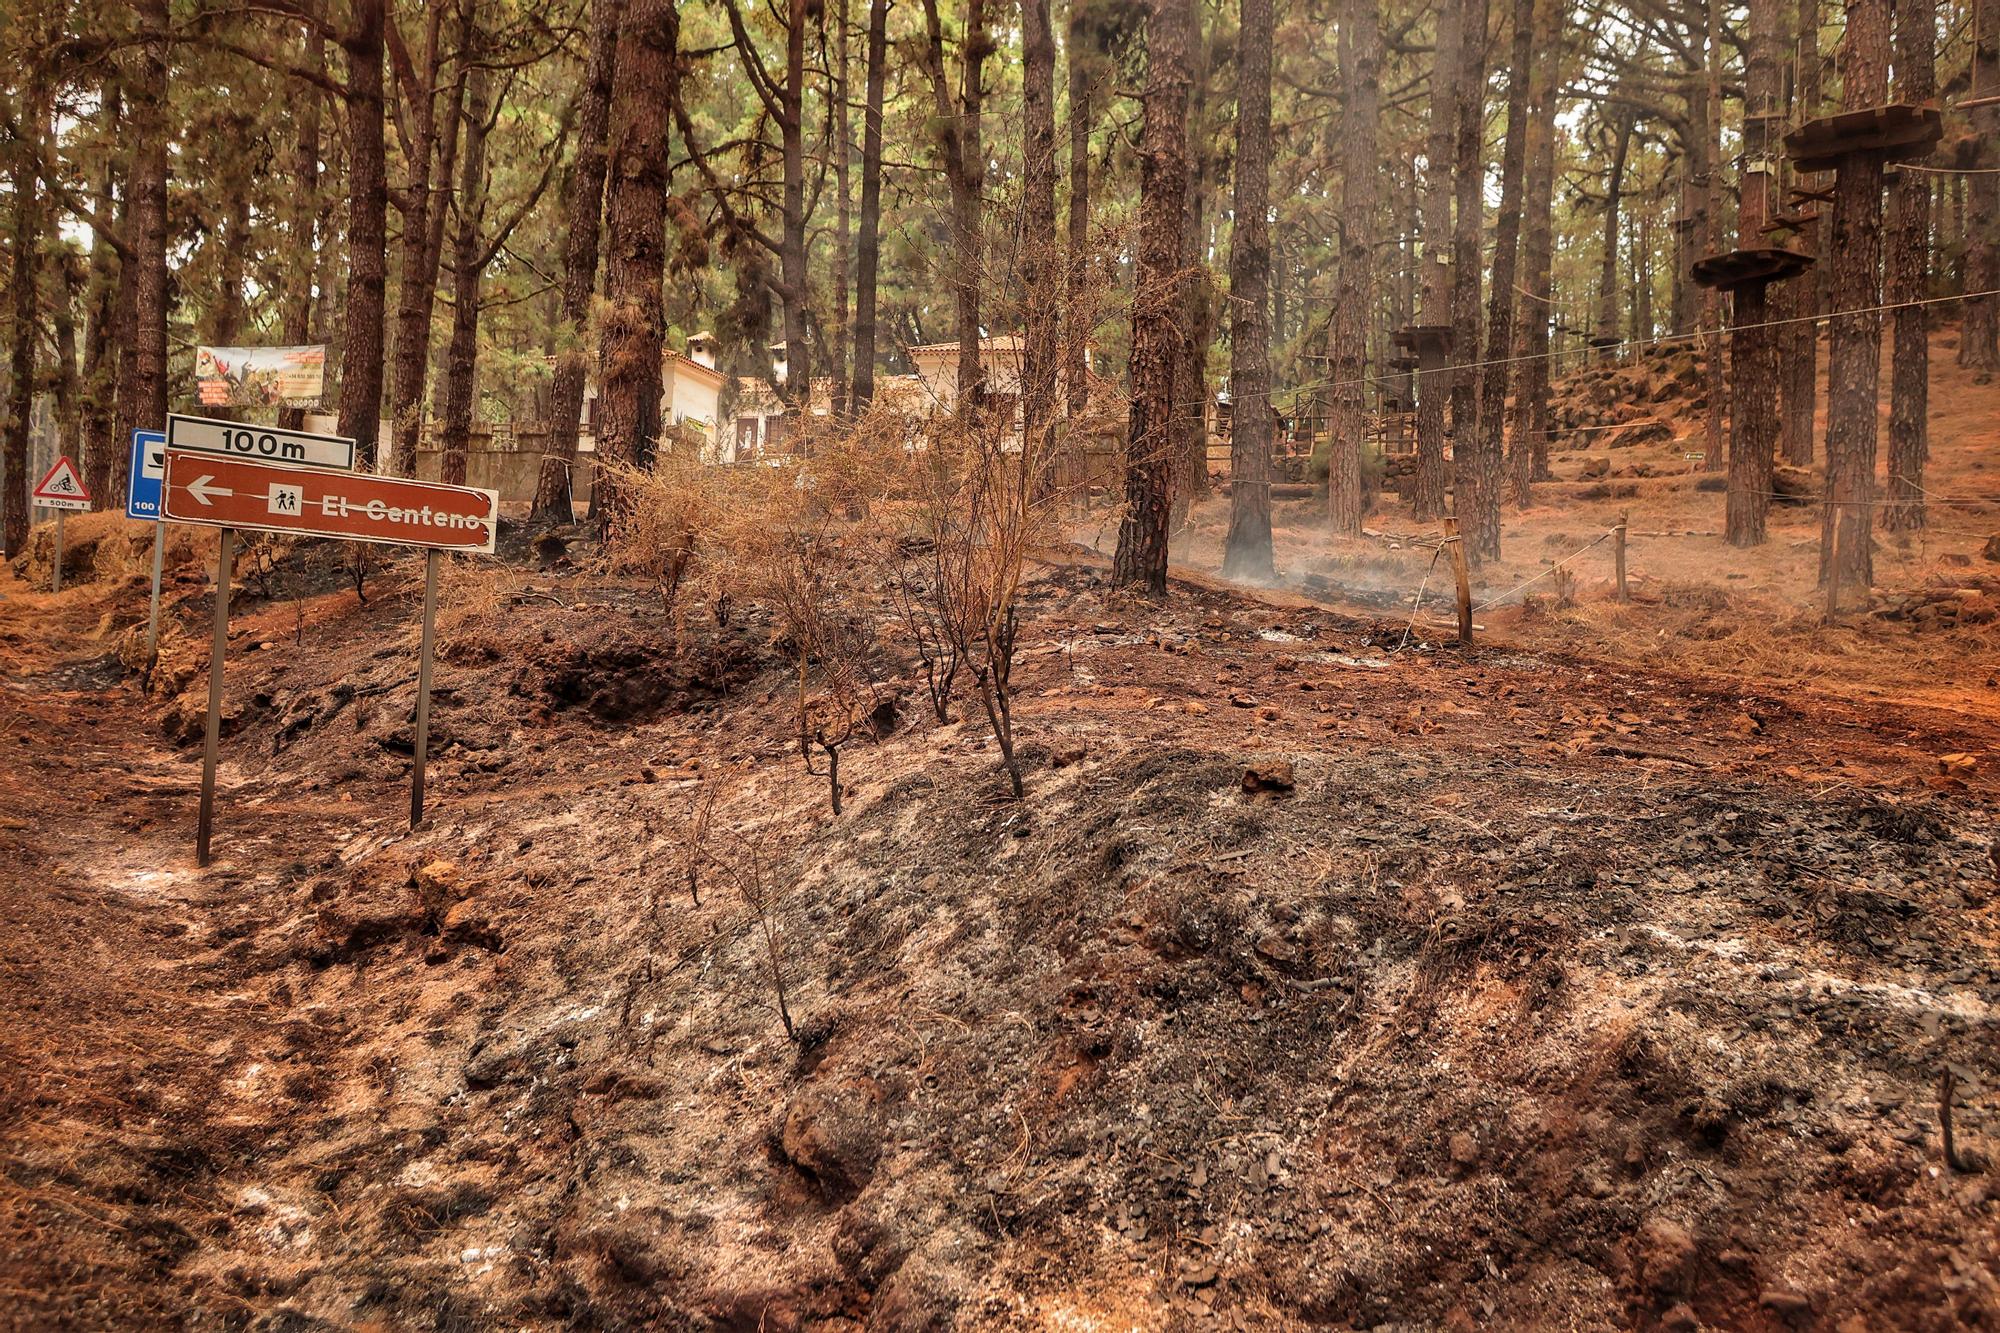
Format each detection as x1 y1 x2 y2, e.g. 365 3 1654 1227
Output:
2 540 1996 1331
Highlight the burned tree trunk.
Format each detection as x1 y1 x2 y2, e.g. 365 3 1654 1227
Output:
1883 0 1934 529
1594 113 1633 352
1962 0 1999 370
338 0 391 469
1781 0 1823 465
1112 0 1193 595
113 0 171 501
595 0 678 519
533 0 623 520
1820 0 1891 605
1324 0 1377 538
2 71 46 555
830 0 853 419
1447 0 1490 483
1065 0 1095 419
439 57 493 489
1508 18 1559 505
278 22 324 434
1020 0 1058 469
917 0 988 405
388 5 460 477
1698 0 1726 472
1411 0 1464 521
850 0 889 409
1223 0 1277 574
1725 0 1784 548
1467 0 1537 564
1170 27 1215 524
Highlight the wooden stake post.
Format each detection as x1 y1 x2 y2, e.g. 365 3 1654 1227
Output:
1443 515 1473 645
1614 512 1629 601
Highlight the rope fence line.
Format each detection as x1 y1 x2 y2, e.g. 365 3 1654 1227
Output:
1470 528 1620 613
1247 285 2000 416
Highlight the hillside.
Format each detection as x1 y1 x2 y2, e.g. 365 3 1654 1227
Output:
1 517 1995 1330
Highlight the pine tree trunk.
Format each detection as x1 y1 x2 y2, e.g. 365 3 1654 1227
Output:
1726 282 1778 546
337 0 391 469
1223 0 1277 574
595 0 678 519
1958 0 1998 369
1412 0 1464 521
1065 0 1093 419
1595 115 1632 353
1508 23 1558 505
2 71 45 555
1780 0 1822 465
440 53 493 489
533 0 623 519
1447 0 1490 489
830 0 852 420
1111 0 1192 595
1883 0 1934 528
1171 35 1214 524
1821 0 1890 607
78 84 121 502
1467 0 1536 564
1699 0 1726 472
388 5 456 476
1324 0 1376 539
1021 0 1059 472
850 0 888 410
918 0 987 405
779 0 811 415
278 20 323 433
1726 0 1783 547
114 0 171 504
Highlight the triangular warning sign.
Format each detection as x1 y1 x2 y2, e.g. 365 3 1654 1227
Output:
33 456 91 508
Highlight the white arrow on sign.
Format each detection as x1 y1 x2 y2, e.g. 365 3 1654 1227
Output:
187 474 234 506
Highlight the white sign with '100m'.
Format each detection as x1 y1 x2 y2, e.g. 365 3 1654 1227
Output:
165 413 358 472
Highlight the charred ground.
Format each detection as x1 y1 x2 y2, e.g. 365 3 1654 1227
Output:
1 527 1996 1332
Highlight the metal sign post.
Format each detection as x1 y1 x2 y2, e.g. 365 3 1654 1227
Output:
128 429 170 667
32 456 91 592
161 450 497 863
197 528 232 868
412 550 440 827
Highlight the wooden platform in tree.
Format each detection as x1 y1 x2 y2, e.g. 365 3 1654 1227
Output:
1392 324 1452 353
1690 247 1816 292
1783 103 1943 173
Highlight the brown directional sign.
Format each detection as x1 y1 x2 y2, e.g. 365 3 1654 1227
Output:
161 451 498 553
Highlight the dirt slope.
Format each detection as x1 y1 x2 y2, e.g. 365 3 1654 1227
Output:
1 538 1996 1331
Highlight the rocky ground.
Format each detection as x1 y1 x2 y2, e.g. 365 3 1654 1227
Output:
1 523 1996 1331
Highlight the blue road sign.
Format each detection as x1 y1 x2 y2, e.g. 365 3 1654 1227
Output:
127 429 167 520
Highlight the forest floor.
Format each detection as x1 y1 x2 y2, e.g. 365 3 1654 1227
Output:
1163 324 2000 717
1 328 1998 1332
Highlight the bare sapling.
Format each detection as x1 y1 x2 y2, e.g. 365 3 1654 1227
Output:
682 778 717 905
720 834 796 1040
728 421 898 814
599 445 720 620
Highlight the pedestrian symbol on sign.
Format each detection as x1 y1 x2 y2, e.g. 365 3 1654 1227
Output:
268 483 303 516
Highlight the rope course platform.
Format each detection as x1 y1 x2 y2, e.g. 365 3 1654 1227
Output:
1690 247 1817 292
1783 102 1943 173
1392 324 1453 352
